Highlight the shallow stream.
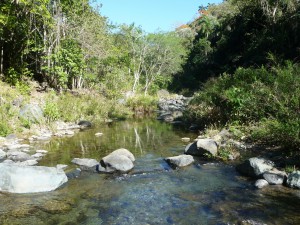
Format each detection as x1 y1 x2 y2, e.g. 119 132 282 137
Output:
0 119 299 225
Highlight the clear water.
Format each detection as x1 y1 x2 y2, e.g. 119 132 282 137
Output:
0 119 299 225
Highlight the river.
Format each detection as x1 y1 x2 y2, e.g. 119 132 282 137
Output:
0 119 299 224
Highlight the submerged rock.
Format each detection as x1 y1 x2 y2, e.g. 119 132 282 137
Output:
0 164 68 193
165 155 194 167
286 171 300 189
236 157 274 178
99 148 135 173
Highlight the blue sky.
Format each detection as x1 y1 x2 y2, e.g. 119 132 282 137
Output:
97 0 223 33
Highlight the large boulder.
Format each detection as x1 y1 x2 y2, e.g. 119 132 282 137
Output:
286 171 300 189
184 142 198 155
197 139 218 156
19 104 43 123
236 157 274 178
99 148 135 173
165 155 194 167
71 158 99 171
106 148 135 162
0 164 68 193
185 139 218 157
263 169 287 185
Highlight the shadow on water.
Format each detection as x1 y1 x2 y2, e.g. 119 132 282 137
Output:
0 119 300 224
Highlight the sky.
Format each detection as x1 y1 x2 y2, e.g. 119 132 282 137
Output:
97 0 223 33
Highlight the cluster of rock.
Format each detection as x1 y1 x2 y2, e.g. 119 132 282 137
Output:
236 157 300 189
157 92 190 122
28 120 92 142
184 129 244 160
71 148 135 173
0 137 69 193
0 120 94 194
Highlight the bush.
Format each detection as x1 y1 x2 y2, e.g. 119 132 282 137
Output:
186 62 300 149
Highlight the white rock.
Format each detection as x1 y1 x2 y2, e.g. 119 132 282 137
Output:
0 164 68 193
95 132 103 136
181 137 191 142
165 155 194 167
255 179 269 189
36 150 48 154
56 164 68 170
17 159 39 166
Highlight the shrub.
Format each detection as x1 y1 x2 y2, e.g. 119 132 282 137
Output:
186 62 300 149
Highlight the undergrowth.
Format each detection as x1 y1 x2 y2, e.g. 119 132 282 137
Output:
185 62 300 150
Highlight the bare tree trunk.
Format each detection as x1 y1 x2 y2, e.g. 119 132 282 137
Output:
0 44 3 76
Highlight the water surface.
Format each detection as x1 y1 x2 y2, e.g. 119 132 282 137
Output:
0 119 299 225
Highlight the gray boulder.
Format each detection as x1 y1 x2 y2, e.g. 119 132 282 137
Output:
7 151 31 162
99 148 135 173
165 155 194 167
185 139 218 157
184 142 198 155
0 164 68 193
71 158 99 171
263 169 287 185
19 104 43 123
0 149 6 159
286 171 300 189
197 139 218 156
236 157 274 178
255 179 269 189
106 148 135 162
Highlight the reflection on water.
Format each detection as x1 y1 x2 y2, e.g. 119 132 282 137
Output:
0 119 300 225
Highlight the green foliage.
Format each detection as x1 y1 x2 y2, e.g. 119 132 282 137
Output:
217 147 231 161
0 121 11 137
172 0 300 92
44 101 59 122
186 62 300 149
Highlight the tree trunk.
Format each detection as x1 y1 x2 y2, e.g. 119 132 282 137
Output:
0 44 3 76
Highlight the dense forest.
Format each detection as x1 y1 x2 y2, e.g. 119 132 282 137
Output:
0 0 299 150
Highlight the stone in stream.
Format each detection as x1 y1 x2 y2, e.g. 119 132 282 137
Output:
71 158 99 171
99 148 135 173
184 138 218 157
7 151 31 162
0 164 68 193
286 171 300 189
165 155 194 168
78 120 92 128
181 137 190 142
263 169 287 185
236 157 274 178
255 179 269 189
